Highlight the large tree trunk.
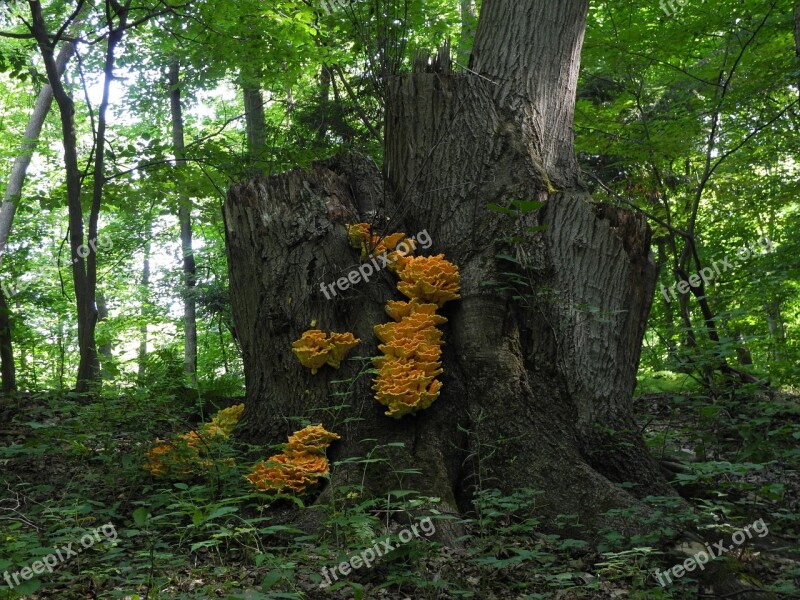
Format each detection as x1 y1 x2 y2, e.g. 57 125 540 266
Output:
168 58 198 383
225 27 777 593
226 0 673 536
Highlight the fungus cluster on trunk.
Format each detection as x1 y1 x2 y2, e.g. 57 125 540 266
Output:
145 223 460 493
347 224 461 418
291 330 360 374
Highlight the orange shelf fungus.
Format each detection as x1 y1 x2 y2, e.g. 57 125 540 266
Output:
346 223 410 265
144 404 245 478
372 357 444 418
292 330 360 374
285 424 342 454
344 223 461 418
207 403 245 436
396 255 461 307
384 298 440 322
246 453 330 494
347 223 373 253
144 441 180 478
372 308 447 418
385 248 412 274
246 424 341 494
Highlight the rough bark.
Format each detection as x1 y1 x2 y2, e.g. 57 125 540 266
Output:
168 58 198 382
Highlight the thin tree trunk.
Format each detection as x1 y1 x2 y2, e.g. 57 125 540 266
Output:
243 87 267 160
734 331 753 366
96 292 112 377
30 0 128 393
138 222 152 381
765 299 785 362
168 58 197 383
316 64 331 145
82 3 127 391
16 296 26 387
0 287 15 393
29 1 95 393
57 323 65 391
656 238 678 364
458 0 476 63
794 3 800 74
0 11 82 261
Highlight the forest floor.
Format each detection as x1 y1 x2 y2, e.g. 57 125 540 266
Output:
0 384 799 599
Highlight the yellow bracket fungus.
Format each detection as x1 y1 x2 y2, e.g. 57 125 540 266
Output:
396 254 461 307
246 424 341 494
292 330 360 374
344 224 461 418
347 222 409 264
144 404 245 478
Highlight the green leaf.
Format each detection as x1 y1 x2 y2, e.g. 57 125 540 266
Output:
14 579 41 595
192 509 204 527
189 539 219 552
486 203 516 215
496 253 521 264
206 506 238 521
261 569 288 589
132 507 149 526
510 199 545 211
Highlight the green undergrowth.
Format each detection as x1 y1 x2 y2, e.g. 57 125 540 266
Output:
0 386 798 599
